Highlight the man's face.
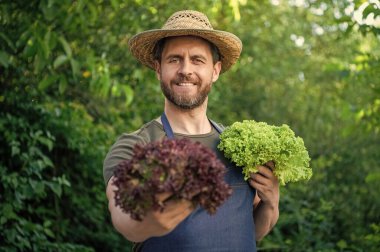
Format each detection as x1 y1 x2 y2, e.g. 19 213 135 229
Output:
155 36 222 110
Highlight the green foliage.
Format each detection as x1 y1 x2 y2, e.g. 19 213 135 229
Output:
0 93 128 251
1 0 379 251
218 120 312 185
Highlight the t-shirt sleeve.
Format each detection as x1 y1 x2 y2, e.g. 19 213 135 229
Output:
102 133 145 185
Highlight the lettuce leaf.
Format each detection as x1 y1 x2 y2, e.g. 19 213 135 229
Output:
218 120 312 185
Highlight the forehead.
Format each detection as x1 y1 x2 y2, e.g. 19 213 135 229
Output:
162 36 212 55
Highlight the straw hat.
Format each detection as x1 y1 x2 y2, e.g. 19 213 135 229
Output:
128 10 242 73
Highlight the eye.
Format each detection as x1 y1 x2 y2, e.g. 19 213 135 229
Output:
193 58 205 64
168 57 179 63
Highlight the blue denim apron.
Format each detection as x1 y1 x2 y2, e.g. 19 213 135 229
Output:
139 113 257 252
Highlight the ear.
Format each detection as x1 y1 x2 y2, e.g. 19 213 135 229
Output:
212 61 222 82
154 60 161 80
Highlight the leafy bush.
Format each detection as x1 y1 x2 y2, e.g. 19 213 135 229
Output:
0 93 128 251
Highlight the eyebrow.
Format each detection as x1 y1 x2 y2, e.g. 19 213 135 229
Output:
164 54 208 61
191 55 207 61
164 54 181 60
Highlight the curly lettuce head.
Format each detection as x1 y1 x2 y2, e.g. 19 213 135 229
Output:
218 120 312 185
113 138 232 221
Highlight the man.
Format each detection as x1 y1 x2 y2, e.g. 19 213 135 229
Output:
104 10 279 251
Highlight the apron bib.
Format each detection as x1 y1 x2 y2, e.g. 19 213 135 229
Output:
139 113 257 252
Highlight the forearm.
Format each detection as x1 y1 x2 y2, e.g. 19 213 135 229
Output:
253 200 279 241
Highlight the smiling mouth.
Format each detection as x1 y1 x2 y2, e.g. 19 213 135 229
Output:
176 82 196 86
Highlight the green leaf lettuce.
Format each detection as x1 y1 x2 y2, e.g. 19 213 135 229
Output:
218 120 312 185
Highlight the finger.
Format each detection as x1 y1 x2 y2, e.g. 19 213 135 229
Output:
250 171 270 184
169 200 194 216
164 198 193 211
264 160 275 170
164 203 194 230
249 181 266 199
156 192 173 202
249 175 269 190
148 200 194 234
256 166 275 178
158 200 194 222
171 204 193 222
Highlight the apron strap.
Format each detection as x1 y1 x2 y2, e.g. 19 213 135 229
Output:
161 112 223 139
209 119 223 134
161 112 175 139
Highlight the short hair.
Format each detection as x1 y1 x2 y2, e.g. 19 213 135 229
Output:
153 36 221 64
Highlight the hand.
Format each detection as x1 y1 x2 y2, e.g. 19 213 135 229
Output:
106 178 194 242
139 192 194 237
249 161 279 209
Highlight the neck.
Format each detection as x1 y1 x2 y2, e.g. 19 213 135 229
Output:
163 98 211 135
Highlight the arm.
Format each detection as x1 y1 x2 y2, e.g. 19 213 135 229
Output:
106 176 194 242
249 162 280 241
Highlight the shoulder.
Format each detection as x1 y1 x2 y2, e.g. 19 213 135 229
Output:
120 118 165 144
103 118 165 185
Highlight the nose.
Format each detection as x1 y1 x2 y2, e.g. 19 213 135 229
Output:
178 59 193 76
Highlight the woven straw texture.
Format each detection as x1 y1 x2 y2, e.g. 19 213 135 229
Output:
128 10 242 73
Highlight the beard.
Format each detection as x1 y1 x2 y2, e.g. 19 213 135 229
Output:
160 75 212 110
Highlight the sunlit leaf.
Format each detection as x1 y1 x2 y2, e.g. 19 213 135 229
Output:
365 172 380 183
58 36 72 57
59 75 67 94
123 85 134 106
46 182 62 197
70 58 80 80
53 54 68 69
38 75 58 91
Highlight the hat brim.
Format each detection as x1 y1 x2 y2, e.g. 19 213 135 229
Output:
128 29 242 73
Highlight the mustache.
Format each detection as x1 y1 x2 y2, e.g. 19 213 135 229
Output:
172 75 199 84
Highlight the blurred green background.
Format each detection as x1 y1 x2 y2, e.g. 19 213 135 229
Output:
1 0 379 251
